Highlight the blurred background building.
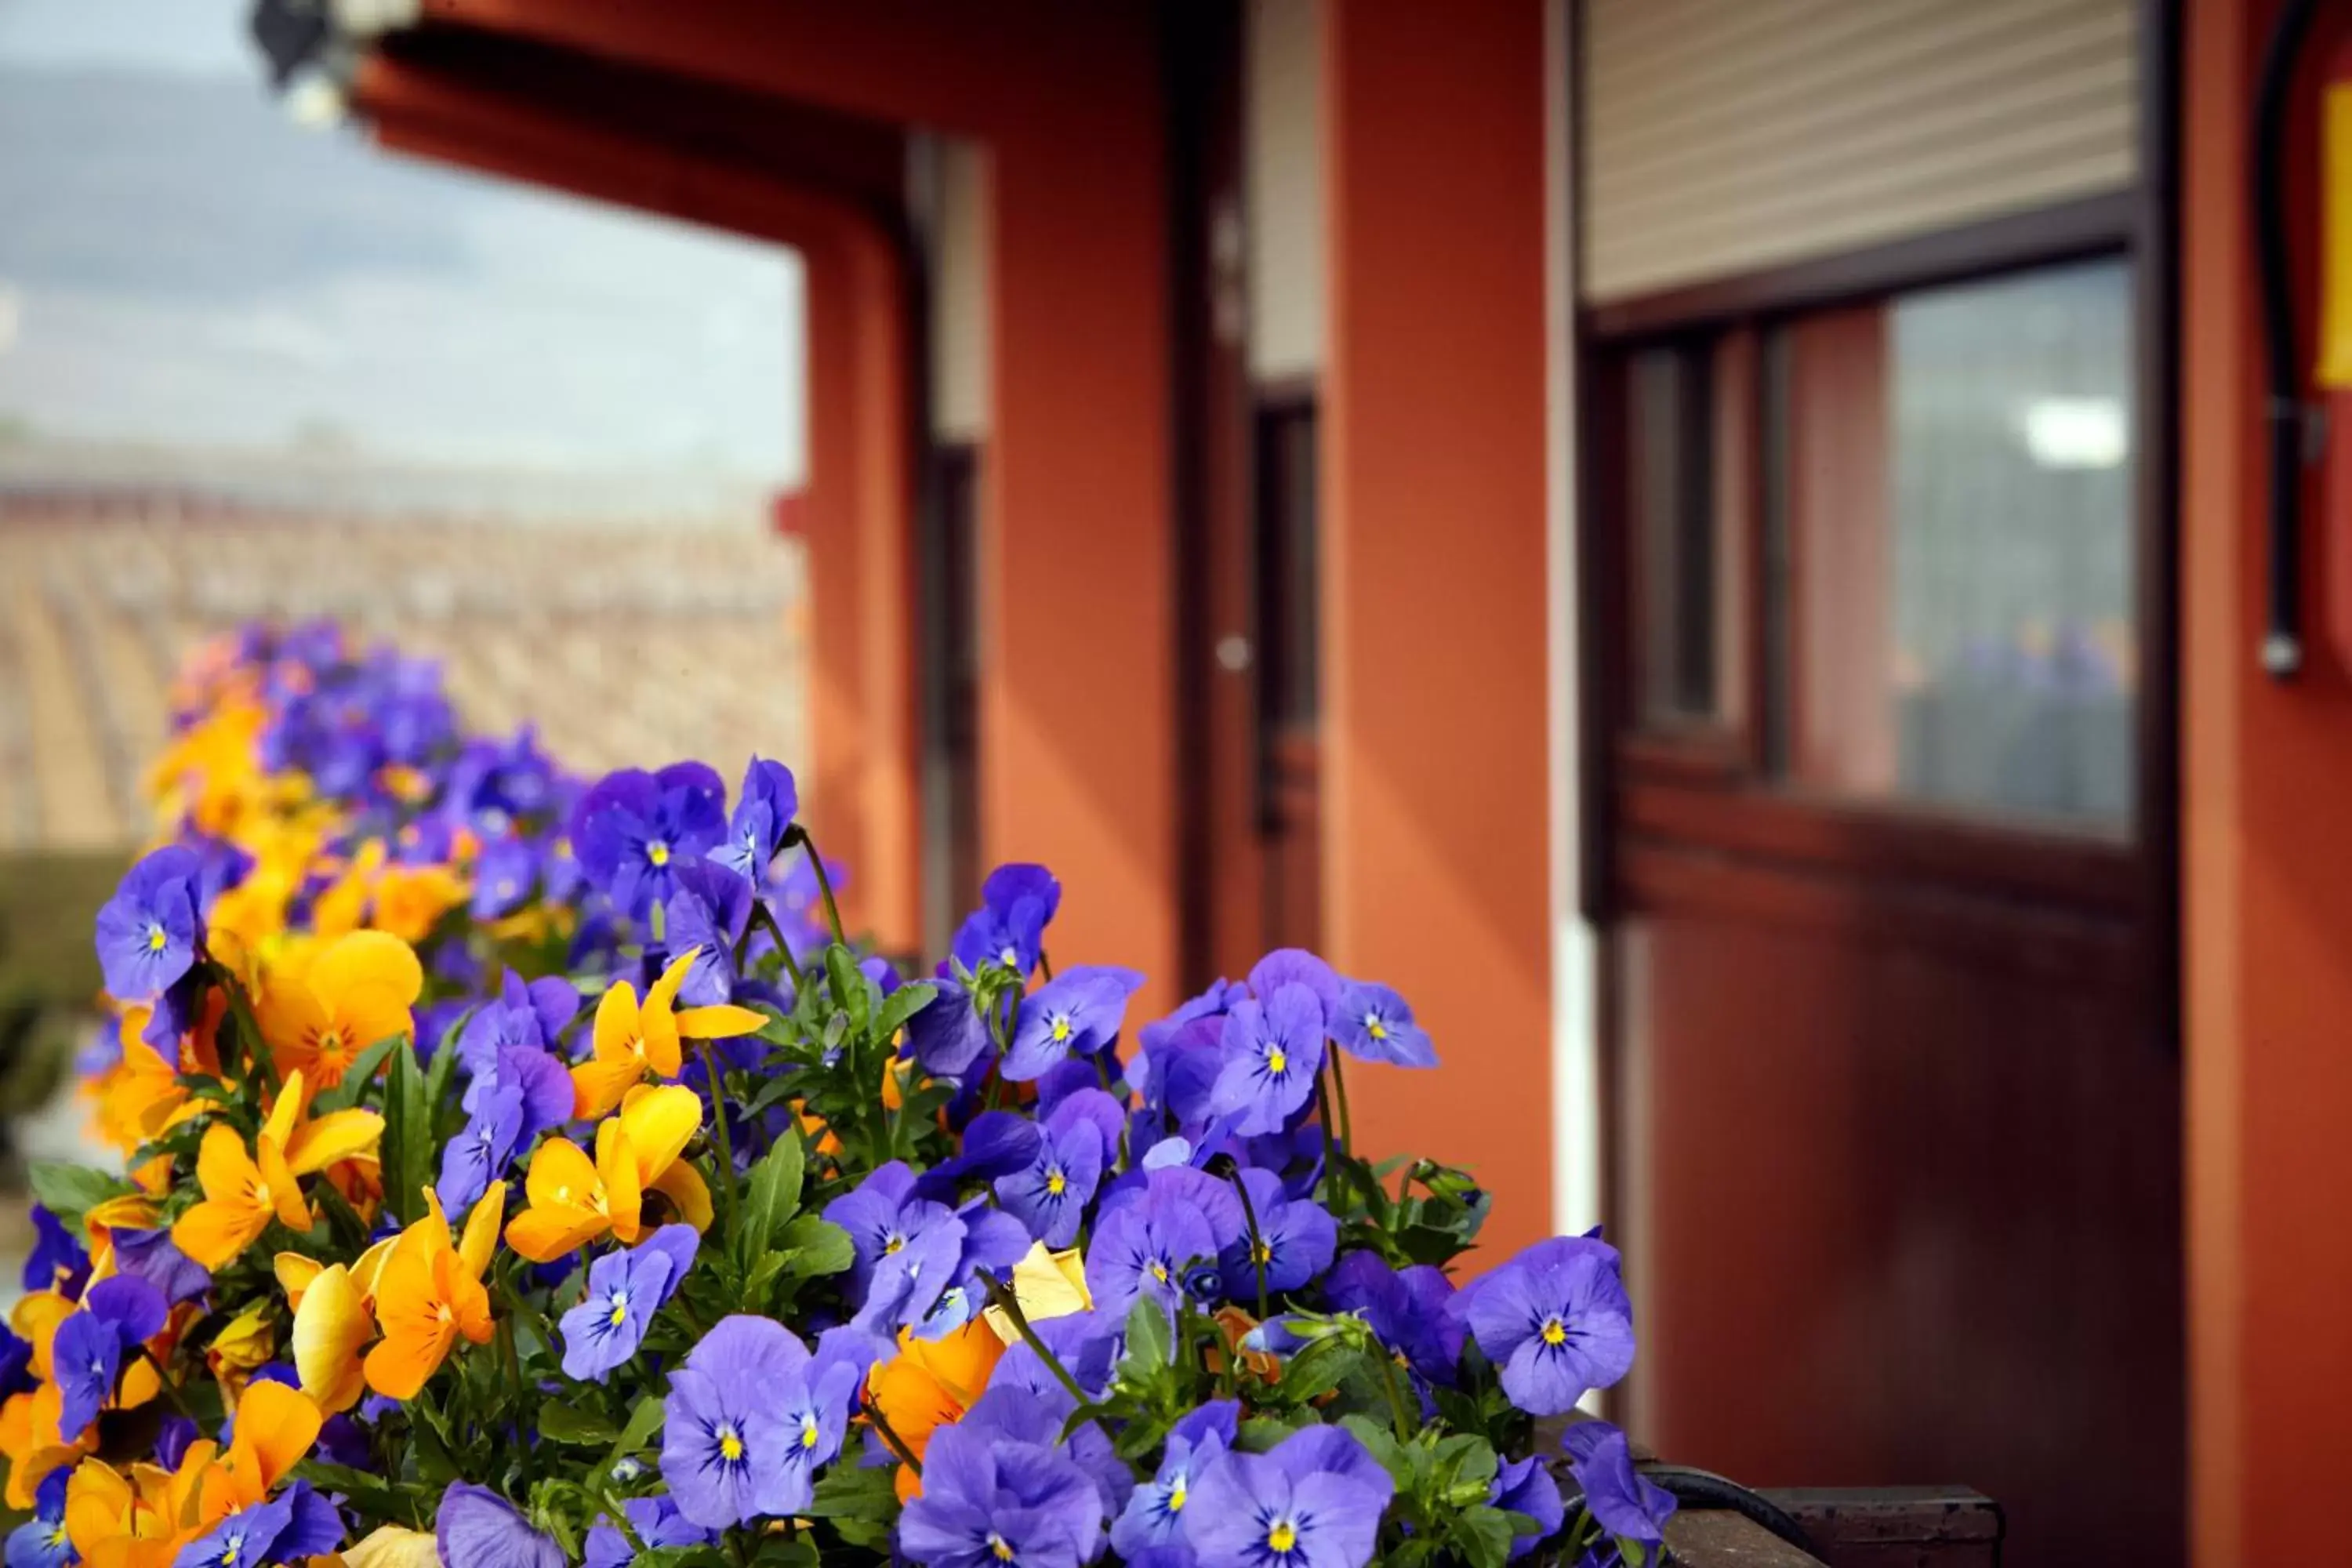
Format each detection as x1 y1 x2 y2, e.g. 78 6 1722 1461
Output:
6 0 2350 1563
0 0 811 1242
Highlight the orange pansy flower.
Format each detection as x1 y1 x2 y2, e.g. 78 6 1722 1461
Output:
506 1086 706 1261
360 1186 503 1401
261 928 421 1087
571 950 765 1119
867 1319 1006 1502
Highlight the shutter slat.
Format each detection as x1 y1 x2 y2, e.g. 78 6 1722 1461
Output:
1583 0 2138 303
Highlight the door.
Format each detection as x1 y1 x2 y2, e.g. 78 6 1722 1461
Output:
1589 249 2180 1568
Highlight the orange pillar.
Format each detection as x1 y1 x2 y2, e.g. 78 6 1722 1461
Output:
426 0 1181 996
1319 0 1555 1264
2183 1 2352 1561
352 56 924 953
975 114 1177 1003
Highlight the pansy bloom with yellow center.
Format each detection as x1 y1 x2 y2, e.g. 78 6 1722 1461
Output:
506 1086 706 1261
260 928 421 1087
361 1185 504 1400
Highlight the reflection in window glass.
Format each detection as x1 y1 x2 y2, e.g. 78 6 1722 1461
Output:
1630 343 1717 726
1784 260 2135 833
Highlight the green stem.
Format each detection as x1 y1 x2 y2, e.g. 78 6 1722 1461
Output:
696 1040 739 1234
981 1274 1093 1410
138 1346 195 1421
864 1392 924 1477
216 963 280 1093
1328 1048 1356 1151
1313 1070 1341 1205
749 898 805 989
1225 1167 1272 1323
788 826 846 943
1037 947 1055 982
1373 1338 1417 1443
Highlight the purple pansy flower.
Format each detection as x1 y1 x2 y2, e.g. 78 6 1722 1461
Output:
949 863 1062 977
52 1276 166 1438
717 756 798 885
995 1111 1107 1250
662 859 754 1007
1247 949 1341 1027
1219 1168 1337 1297
824 1163 954 1316
906 978 994 1080
1332 981 1436 1069
584 1494 715 1568
660 1316 817 1529
94 845 204 1004
7 1469 71 1568
1087 1171 1222 1319
1490 1454 1566 1560
1559 1421 1676 1550
898 1389 1109 1568
1324 1251 1465 1386
1208 985 1325 1136
470 834 539 920
1462 1236 1635 1415
439 1083 526 1221
569 762 728 919
1185 1425 1392 1568
456 971 579 1093
436 1482 564 1568
1134 983 1242 1131
1111 1400 1239 1564
177 1480 341 1568
24 1207 89 1298
111 1225 211 1306
1004 967 1146 1083
560 1225 698 1381
0 1327 33 1405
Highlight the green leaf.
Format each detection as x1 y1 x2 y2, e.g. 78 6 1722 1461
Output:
597 1392 666 1482
1120 1298 1172 1381
1341 1414 1411 1483
423 1025 463 1137
776 1214 854 1278
381 1040 432 1227
810 1462 900 1523
738 1125 806 1260
823 945 869 1029
27 1162 132 1232
872 980 940 1044
1454 1505 1517 1568
539 1401 619 1446
310 1034 404 1115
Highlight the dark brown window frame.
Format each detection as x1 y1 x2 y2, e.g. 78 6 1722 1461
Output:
1581 188 2167 913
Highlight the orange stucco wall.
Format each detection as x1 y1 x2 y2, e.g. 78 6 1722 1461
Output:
428 0 1181 1004
354 56 924 955
2183 0 2352 1559
1319 0 1556 1265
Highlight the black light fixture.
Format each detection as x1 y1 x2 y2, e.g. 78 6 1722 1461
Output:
2252 0 2321 678
249 0 335 90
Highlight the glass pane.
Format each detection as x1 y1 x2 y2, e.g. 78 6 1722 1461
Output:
1629 343 1719 725
1780 260 2136 833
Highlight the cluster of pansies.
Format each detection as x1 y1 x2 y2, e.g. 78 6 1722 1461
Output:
5 622 1675 1568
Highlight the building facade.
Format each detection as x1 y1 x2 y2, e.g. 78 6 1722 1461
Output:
264 1 2350 1562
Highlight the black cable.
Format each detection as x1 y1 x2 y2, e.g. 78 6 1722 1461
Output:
2252 0 2321 678
1636 1464 1819 1563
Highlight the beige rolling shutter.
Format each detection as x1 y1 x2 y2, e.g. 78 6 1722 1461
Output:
1581 0 2138 303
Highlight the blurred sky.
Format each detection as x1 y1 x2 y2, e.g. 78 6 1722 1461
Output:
0 0 806 485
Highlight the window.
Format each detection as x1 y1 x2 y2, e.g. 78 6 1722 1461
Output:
1613 256 2138 837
